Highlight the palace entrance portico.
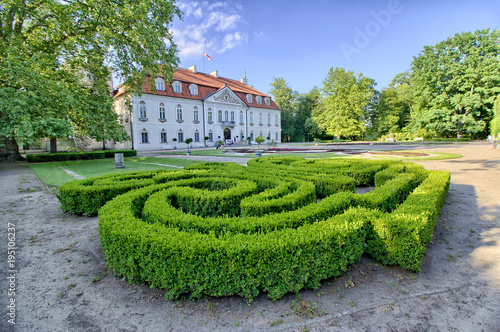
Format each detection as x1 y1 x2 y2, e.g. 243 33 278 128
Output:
223 128 231 140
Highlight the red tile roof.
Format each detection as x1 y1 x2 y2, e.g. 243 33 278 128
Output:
114 68 281 111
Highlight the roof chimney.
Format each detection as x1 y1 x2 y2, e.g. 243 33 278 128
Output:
210 70 218 78
189 65 197 73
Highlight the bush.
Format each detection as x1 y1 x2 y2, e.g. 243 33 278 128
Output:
58 157 450 299
27 149 136 162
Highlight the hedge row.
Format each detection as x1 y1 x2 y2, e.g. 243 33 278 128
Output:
58 156 450 299
26 149 137 163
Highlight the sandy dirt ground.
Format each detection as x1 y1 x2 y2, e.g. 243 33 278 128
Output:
1 142 499 332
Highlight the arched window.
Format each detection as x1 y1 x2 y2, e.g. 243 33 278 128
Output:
218 110 223 122
239 112 244 124
264 97 270 106
139 101 147 119
230 111 235 122
155 78 165 91
224 110 229 122
259 113 263 125
267 113 271 125
249 112 254 125
176 105 183 121
255 96 262 105
208 108 213 123
158 103 166 120
189 84 198 95
172 81 182 93
246 94 252 103
275 114 279 125
193 107 199 122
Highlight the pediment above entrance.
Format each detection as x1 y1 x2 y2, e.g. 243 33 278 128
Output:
204 86 246 106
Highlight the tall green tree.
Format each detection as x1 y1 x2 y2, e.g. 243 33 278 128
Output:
410 29 500 138
294 87 323 141
491 96 500 138
268 77 297 142
313 67 376 139
0 0 181 160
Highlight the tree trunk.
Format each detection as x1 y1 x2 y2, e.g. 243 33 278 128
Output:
102 140 106 150
49 137 57 153
0 136 25 161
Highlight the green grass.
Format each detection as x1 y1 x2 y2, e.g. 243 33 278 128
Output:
29 158 190 187
369 151 462 161
127 157 201 167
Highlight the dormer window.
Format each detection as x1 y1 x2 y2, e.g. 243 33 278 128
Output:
246 94 252 103
189 84 198 96
155 78 165 91
172 81 182 93
264 97 270 106
255 96 262 105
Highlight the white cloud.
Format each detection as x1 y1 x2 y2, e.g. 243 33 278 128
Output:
173 1 249 60
218 31 248 53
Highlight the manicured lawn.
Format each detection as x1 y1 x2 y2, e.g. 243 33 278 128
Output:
29 157 196 187
369 151 462 160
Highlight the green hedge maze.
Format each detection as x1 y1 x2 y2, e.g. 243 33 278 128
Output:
58 157 450 300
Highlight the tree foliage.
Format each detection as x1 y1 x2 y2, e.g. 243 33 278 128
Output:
313 67 376 139
0 0 181 159
268 77 297 142
410 29 500 138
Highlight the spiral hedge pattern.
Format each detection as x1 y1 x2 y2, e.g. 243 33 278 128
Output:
58 157 450 300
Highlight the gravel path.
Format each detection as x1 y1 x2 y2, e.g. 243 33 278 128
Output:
0 141 499 332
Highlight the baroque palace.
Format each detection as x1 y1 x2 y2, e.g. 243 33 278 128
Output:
112 66 282 151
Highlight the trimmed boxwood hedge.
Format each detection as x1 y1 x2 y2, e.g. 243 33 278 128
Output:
58 157 449 300
26 149 136 163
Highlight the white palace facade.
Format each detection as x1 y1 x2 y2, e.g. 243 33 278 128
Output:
112 66 282 151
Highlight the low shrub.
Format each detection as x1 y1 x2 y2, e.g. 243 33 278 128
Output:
26 149 136 163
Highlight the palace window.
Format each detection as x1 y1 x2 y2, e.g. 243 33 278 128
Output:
255 96 262 105
246 94 252 103
208 109 213 122
208 132 213 141
218 110 223 122
230 111 235 122
267 113 271 125
264 97 270 106
189 84 198 96
158 103 166 120
155 78 165 91
194 132 200 142
239 112 244 124
193 107 199 122
172 81 182 93
139 101 147 119
259 113 263 125
176 105 183 121
224 110 229 122
160 132 167 143
249 112 254 125
177 131 184 142
141 131 149 143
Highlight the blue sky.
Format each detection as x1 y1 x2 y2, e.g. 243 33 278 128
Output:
171 0 500 95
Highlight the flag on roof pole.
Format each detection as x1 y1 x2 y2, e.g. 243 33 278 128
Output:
204 52 212 61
